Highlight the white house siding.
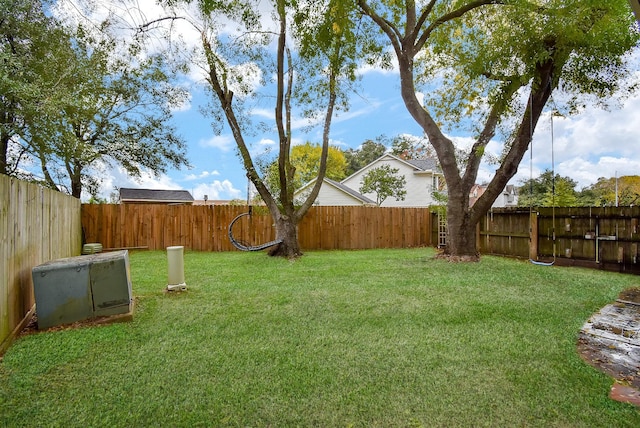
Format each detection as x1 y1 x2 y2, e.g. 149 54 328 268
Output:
295 179 373 206
312 184 369 206
341 159 437 207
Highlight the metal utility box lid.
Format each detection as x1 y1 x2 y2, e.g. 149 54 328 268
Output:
89 251 132 317
32 257 94 329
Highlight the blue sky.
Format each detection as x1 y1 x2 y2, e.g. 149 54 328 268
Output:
55 0 640 202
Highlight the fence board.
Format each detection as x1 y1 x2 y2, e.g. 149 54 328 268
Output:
1 176 81 354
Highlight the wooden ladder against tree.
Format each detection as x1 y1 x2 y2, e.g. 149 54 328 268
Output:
438 212 447 248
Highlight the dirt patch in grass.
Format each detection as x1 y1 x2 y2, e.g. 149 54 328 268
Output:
619 287 640 304
18 298 137 337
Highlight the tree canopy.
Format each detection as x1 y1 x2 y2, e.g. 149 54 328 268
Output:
344 138 387 175
518 172 640 207
1 0 190 199
389 134 434 161
580 175 640 206
0 0 60 177
264 142 347 196
517 169 579 207
174 0 359 257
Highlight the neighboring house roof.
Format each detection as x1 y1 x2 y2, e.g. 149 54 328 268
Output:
295 177 377 206
469 183 486 207
119 188 194 204
504 184 518 195
404 158 439 172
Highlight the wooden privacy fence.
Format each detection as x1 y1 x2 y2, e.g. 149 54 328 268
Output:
1 175 82 354
81 204 433 252
479 206 640 274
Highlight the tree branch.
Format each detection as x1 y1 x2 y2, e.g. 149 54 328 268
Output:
416 0 502 52
357 0 403 57
201 30 274 209
463 78 523 186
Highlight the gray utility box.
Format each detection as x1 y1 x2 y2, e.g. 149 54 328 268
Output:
32 250 133 329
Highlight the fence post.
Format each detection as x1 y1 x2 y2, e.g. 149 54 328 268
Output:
529 211 538 260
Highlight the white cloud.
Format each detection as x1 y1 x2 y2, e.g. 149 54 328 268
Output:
184 170 220 181
199 135 235 151
90 163 242 203
557 157 640 190
333 100 384 124
258 138 276 147
328 138 349 149
356 50 400 76
251 108 273 119
252 104 372 133
192 180 242 201
515 92 640 189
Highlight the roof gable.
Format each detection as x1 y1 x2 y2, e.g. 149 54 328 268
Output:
342 153 439 183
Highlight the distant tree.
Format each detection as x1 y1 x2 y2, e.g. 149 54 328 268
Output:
390 134 434 160
518 170 578 207
35 29 189 199
344 138 387 175
543 178 578 207
576 186 598 207
579 176 640 206
264 142 347 195
359 164 406 206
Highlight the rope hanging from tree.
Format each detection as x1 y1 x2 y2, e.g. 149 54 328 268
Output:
529 102 557 266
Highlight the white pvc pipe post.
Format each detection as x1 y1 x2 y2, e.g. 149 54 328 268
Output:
166 246 187 291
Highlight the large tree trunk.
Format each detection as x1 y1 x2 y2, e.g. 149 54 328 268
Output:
444 197 478 261
70 177 82 199
1 107 16 176
268 214 301 258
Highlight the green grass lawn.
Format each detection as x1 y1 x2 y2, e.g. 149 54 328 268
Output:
1 248 639 427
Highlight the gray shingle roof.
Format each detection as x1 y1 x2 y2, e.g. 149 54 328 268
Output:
119 188 194 203
405 158 438 171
